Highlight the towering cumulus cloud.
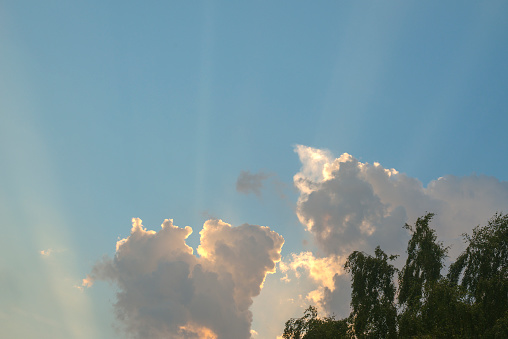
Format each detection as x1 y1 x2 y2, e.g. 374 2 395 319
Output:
288 145 508 315
85 218 284 339
294 145 408 256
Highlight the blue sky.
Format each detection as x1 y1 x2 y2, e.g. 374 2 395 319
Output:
1 1 508 338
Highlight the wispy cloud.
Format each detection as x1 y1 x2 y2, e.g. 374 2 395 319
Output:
236 170 271 197
40 249 53 257
39 248 65 257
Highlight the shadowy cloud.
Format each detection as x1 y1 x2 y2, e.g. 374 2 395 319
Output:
285 145 508 315
85 218 284 339
236 170 271 197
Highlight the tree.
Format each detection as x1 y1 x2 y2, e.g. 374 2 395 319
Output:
419 277 474 338
448 212 508 336
282 212 507 338
283 306 350 339
345 246 398 338
397 213 448 337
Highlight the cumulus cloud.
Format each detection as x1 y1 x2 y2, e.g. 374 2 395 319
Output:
280 252 349 316
236 170 271 197
280 252 345 291
294 145 508 257
287 145 508 315
85 218 284 339
294 145 408 257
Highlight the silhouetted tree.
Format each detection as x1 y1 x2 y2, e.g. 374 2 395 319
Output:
448 212 508 337
398 213 448 337
283 306 349 339
419 277 474 337
281 212 508 338
345 246 398 338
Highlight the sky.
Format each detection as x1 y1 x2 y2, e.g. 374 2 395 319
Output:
1 1 508 338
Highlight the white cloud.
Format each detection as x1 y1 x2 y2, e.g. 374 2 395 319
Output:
281 252 345 291
279 252 351 317
295 145 508 257
85 218 284 339
294 146 408 257
289 145 508 315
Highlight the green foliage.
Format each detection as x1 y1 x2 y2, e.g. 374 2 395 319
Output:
419 278 475 338
490 310 508 338
345 246 398 338
398 213 448 337
448 213 508 335
283 306 350 339
282 212 508 338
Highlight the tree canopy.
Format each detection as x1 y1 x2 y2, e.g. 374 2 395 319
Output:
398 213 448 337
345 246 398 338
282 305 349 339
448 213 508 336
283 212 508 338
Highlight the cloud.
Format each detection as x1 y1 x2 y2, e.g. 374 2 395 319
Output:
236 170 271 197
39 248 65 257
294 146 408 257
40 249 53 257
81 275 94 288
280 252 345 291
279 252 349 316
85 218 284 339
294 145 508 257
289 145 508 315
